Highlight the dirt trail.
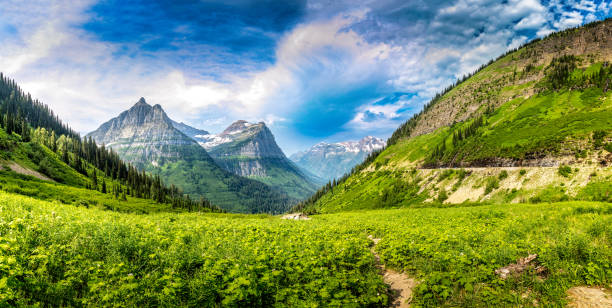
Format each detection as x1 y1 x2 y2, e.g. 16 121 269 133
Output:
6 162 53 182
368 235 416 308
567 286 612 308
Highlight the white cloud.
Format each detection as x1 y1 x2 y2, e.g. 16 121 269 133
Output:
1 0 609 152
515 12 548 30
553 10 584 29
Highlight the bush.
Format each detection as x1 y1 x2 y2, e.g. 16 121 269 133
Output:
438 169 455 182
605 143 612 153
484 177 500 195
593 130 607 149
558 165 573 178
498 170 508 180
437 190 449 203
519 169 527 176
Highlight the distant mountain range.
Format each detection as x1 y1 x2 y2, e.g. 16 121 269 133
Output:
87 98 292 213
175 120 319 199
290 136 386 181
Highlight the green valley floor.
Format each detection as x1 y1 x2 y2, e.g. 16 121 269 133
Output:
1 191 610 307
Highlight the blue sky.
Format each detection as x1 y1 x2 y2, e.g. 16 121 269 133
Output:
0 0 611 154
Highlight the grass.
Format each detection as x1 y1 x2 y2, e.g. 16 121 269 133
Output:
1 191 610 306
0 170 174 213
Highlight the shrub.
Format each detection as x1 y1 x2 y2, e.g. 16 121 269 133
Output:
484 177 500 195
437 190 449 203
498 170 508 180
558 165 572 178
519 169 527 176
438 169 455 182
593 130 607 149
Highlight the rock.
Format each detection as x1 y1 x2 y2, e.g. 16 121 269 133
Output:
495 254 547 279
281 213 311 220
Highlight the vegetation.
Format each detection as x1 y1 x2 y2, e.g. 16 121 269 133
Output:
558 165 573 178
1 191 610 306
0 75 222 213
0 192 387 307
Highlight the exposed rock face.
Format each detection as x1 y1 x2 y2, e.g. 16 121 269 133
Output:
200 121 286 159
86 98 203 168
290 136 386 181
86 99 293 214
196 120 318 199
408 19 612 139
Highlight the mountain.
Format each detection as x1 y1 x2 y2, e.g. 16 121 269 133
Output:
296 18 612 213
0 74 222 214
171 120 209 140
290 136 386 181
87 98 292 213
195 120 319 199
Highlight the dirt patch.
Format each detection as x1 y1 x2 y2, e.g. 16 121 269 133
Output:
567 286 612 308
6 162 53 182
368 235 416 307
281 213 311 220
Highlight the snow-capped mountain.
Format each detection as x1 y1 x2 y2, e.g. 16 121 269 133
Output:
290 136 386 181
176 120 318 199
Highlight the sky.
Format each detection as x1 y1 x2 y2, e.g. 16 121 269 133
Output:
0 0 611 154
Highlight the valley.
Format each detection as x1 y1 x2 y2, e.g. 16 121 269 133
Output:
0 7 610 308
1 190 609 306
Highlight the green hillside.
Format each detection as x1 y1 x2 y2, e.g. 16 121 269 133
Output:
0 74 222 214
0 126 194 213
213 156 318 200
152 150 295 214
297 19 612 214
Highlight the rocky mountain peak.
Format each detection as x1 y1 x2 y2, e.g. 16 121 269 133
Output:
135 97 149 106
221 120 264 135
86 98 198 166
290 136 386 181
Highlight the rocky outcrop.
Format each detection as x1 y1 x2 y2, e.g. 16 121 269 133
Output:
201 121 286 158
290 136 386 181
86 99 294 213
196 120 318 199
409 19 612 139
86 98 203 168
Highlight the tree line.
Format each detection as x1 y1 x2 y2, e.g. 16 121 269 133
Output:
0 73 223 213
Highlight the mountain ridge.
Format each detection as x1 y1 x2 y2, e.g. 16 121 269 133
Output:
296 18 612 213
290 136 386 181
87 99 293 213
194 120 319 199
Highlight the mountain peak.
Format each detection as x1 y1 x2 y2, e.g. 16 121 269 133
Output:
221 120 264 135
290 136 386 181
134 97 149 107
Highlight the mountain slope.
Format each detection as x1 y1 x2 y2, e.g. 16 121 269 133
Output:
297 18 612 213
290 136 386 181
171 120 209 140
196 120 318 199
87 99 292 213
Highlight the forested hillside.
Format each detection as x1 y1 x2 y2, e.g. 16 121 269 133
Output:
0 74 222 213
296 18 612 214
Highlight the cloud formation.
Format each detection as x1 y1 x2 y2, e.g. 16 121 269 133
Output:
0 0 610 154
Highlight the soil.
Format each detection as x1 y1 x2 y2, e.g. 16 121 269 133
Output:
368 235 416 307
567 286 612 308
6 162 53 182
